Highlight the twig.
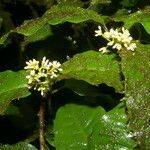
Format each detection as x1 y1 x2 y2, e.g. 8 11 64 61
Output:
38 97 46 150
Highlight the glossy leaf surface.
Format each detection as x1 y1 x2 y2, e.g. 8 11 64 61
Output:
60 51 123 92
53 103 136 149
0 70 30 114
121 43 150 149
0 142 37 150
0 5 105 45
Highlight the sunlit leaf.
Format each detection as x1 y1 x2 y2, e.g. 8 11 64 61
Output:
0 5 105 45
52 103 136 149
59 50 123 92
114 9 150 34
23 24 52 43
44 5 105 25
121 43 150 149
0 142 37 150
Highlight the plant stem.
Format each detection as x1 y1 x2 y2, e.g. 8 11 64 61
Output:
39 98 46 150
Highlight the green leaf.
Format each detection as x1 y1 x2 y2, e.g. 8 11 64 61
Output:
14 18 46 36
130 23 150 43
23 24 52 43
120 0 139 7
121 43 150 149
63 79 101 97
91 0 111 5
52 103 136 150
44 5 105 25
96 103 136 149
0 70 30 115
53 104 105 150
45 124 55 147
89 103 137 149
0 142 37 150
59 50 123 92
114 9 150 34
0 5 106 45
57 0 84 7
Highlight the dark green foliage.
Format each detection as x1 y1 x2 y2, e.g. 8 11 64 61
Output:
0 0 149 149
0 5 106 45
0 70 30 114
0 142 37 150
53 103 136 149
114 8 150 34
60 50 123 92
121 43 150 149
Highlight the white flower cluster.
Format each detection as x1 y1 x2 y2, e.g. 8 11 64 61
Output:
24 57 63 96
95 26 136 53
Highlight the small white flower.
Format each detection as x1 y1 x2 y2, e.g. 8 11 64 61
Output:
24 59 39 70
122 27 130 36
41 56 51 69
50 72 58 78
109 28 119 38
119 148 128 150
127 43 136 51
99 47 109 53
103 31 111 39
28 77 33 84
24 57 63 96
107 40 114 46
51 61 61 68
30 70 35 76
95 26 102 36
112 43 122 50
95 26 136 52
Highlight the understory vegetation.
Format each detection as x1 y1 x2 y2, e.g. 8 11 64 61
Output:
0 0 149 150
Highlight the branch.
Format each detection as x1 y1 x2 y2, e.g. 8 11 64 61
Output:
38 98 46 150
